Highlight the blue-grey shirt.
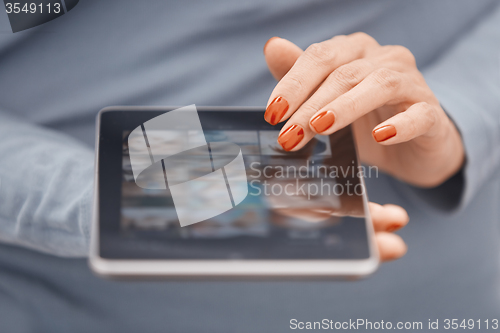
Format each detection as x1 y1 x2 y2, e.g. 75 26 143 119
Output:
0 1 499 332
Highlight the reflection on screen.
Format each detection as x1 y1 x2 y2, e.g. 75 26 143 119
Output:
118 126 369 260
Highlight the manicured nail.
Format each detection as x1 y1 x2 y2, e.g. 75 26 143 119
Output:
386 224 400 233
265 96 289 125
263 36 280 53
372 125 397 142
310 110 335 133
278 124 304 151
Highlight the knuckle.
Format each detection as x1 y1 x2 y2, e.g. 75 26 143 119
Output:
372 68 401 91
416 102 437 125
416 101 433 112
387 45 416 65
340 94 359 114
350 32 378 46
331 63 364 86
403 102 437 136
401 110 419 134
350 31 370 41
304 42 333 66
286 74 306 92
410 71 427 86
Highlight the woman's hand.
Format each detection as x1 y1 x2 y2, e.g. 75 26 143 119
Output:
264 34 465 188
369 202 408 261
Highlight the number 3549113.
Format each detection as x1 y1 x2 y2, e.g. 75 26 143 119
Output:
5 2 61 14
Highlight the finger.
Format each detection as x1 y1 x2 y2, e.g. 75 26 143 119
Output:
265 32 378 125
371 102 438 144
264 37 303 81
376 232 408 262
369 202 409 232
276 59 376 151
309 68 420 135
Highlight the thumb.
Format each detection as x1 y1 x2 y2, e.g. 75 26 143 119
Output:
263 37 303 81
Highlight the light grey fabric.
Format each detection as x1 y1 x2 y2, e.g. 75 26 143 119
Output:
0 112 93 256
423 5 500 208
0 0 499 332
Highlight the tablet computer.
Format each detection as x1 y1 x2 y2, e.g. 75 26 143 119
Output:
89 106 379 278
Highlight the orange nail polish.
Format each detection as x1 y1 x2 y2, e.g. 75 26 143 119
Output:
278 124 304 151
372 125 397 142
386 224 400 233
265 96 289 125
310 110 335 133
263 36 280 53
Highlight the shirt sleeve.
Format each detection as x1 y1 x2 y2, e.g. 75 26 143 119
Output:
414 4 500 210
0 111 93 257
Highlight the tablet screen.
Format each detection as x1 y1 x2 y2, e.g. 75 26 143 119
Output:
98 109 371 260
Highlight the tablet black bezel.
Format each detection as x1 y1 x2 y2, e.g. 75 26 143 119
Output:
96 107 370 260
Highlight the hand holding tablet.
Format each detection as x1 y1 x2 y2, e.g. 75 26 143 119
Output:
91 106 409 278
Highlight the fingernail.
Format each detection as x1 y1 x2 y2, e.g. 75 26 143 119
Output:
263 36 280 53
372 125 397 142
310 110 335 133
386 224 400 233
265 96 289 125
278 124 304 151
